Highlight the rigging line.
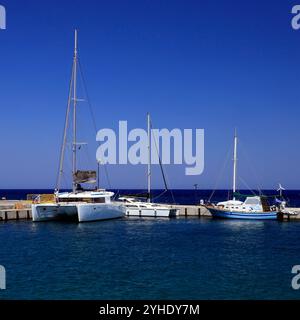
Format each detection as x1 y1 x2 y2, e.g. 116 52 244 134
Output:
104 164 112 189
84 145 92 169
66 143 73 170
112 189 120 200
56 62 75 191
76 62 96 169
238 139 263 194
227 190 231 201
82 143 94 170
152 189 168 202
238 176 257 196
151 125 168 190
77 56 112 189
85 144 111 189
62 145 73 187
62 174 69 191
97 160 112 189
77 57 97 134
150 119 176 204
60 150 72 190
62 143 73 176
208 145 232 202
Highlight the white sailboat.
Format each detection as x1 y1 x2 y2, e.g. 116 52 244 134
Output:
205 130 278 220
119 113 179 218
32 30 125 222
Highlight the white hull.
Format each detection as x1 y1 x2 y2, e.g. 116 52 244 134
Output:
32 203 125 222
125 207 178 217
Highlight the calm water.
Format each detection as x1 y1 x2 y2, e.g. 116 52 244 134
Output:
0 218 300 299
0 189 300 300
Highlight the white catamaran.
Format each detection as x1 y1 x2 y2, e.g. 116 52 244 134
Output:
119 113 179 218
32 30 125 222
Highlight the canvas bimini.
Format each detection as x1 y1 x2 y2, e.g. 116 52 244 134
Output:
32 30 125 222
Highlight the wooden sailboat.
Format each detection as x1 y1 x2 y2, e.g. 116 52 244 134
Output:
205 131 278 220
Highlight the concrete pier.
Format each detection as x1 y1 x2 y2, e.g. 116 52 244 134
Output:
277 208 300 221
0 209 32 221
0 201 212 221
0 200 32 221
1 199 300 221
169 204 212 217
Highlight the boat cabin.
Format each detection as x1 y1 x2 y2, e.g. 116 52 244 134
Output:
217 196 274 213
56 190 114 204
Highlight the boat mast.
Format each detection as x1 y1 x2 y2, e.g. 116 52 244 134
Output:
56 31 77 193
72 29 78 192
147 113 151 203
232 129 238 200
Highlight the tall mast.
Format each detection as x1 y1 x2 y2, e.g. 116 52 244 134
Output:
56 31 77 193
147 113 151 202
232 129 238 200
72 29 78 192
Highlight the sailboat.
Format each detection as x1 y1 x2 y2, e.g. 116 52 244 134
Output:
205 131 278 220
32 30 125 222
118 113 179 217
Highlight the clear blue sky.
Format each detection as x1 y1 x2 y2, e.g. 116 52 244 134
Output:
0 0 300 189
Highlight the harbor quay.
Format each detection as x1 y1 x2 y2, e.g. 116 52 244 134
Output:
0 200 299 222
0 200 32 221
0 200 210 221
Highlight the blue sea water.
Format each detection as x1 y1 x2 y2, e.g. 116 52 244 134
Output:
0 189 300 300
2 189 300 206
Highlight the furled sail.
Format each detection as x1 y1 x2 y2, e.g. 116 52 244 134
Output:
73 170 97 184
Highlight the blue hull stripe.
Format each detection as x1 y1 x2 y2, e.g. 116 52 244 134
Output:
208 209 277 220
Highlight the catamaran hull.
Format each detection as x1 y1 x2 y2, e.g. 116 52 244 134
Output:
32 203 125 222
208 208 278 220
125 208 178 217
77 204 125 222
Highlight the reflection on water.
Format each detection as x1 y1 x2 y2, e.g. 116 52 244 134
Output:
217 219 267 231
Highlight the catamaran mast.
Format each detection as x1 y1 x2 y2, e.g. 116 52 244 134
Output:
56 30 78 193
232 129 238 200
147 113 151 203
72 29 78 192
